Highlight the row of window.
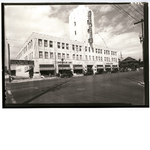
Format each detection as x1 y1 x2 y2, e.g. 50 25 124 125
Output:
39 51 117 62
24 52 33 60
38 39 117 55
16 39 117 59
112 58 117 62
16 40 33 59
104 57 117 62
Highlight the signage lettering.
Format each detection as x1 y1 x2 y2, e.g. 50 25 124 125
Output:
10 60 34 65
88 10 93 44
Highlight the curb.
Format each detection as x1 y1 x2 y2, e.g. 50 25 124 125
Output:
11 77 58 83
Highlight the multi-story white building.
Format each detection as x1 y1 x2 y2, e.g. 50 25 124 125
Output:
15 5 119 78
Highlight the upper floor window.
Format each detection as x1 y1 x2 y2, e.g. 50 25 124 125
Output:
39 51 43 58
89 47 90 52
44 40 48 47
38 39 42 47
62 43 65 49
58 53 61 59
96 49 97 53
73 54 75 60
92 48 94 53
67 54 69 59
76 45 78 51
72 45 75 50
50 52 53 59
57 42 60 48
45 52 48 59
75 31 76 35
74 22 76 26
66 43 69 50
79 46 82 51
93 56 94 61
100 49 102 54
62 53 65 59
80 55 82 60
76 55 79 60
86 55 88 60
89 56 91 60
49 41 53 48
85 46 87 52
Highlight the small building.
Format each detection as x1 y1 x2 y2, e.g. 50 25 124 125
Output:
119 57 140 71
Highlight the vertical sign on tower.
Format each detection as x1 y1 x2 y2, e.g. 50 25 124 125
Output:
88 11 93 44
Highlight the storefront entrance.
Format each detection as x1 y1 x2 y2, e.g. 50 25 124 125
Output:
97 65 104 74
58 64 71 74
73 65 83 74
105 65 111 72
40 64 55 76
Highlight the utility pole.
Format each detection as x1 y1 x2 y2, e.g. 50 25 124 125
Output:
134 19 144 61
134 3 149 106
8 43 11 82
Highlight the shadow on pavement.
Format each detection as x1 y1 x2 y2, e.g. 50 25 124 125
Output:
21 79 70 104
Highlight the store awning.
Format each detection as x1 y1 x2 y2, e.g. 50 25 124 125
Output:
59 67 71 70
97 65 103 69
40 64 55 71
112 65 118 68
58 64 70 70
105 65 111 68
73 65 83 70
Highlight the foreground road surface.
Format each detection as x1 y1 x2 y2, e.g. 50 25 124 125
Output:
5 71 144 106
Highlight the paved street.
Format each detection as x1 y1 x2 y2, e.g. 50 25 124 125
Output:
5 70 144 106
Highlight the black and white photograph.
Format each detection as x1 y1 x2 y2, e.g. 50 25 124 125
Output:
2 2 149 107
1 1 150 150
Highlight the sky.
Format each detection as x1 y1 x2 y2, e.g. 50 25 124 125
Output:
4 3 144 60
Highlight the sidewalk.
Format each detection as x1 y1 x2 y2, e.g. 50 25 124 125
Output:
11 76 58 83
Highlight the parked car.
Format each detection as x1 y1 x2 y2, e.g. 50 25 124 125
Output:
61 71 73 78
84 71 93 76
111 70 118 73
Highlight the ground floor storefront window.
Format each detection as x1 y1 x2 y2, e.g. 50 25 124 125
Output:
105 68 111 72
97 69 104 74
40 70 55 76
73 65 83 74
39 64 55 76
74 69 83 74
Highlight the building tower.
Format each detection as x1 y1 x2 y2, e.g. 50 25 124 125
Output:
69 5 95 48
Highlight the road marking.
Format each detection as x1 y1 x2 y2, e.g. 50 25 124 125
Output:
77 88 85 91
7 90 17 104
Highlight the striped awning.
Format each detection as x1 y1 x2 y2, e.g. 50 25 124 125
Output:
112 65 118 68
58 64 70 70
59 67 71 70
105 65 111 68
97 65 103 69
40 64 55 71
73 65 83 70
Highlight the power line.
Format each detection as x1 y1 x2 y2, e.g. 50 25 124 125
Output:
124 4 142 21
112 5 135 23
114 4 139 22
135 3 143 13
130 4 143 17
98 33 108 48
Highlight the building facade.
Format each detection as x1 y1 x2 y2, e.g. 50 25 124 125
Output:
15 6 119 78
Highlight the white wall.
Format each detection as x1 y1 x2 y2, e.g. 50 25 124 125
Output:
16 66 29 77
